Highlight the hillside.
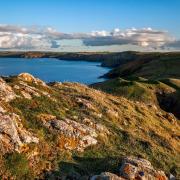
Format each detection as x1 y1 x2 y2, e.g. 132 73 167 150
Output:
0 73 179 179
103 53 180 79
92 77 180 119
93 52 180 122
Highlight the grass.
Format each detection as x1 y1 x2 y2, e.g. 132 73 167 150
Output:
104 55 180 80
92 77 174 105
5 153 30 178
0 75 179 178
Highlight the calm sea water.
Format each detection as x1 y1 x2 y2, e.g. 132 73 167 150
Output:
0 58 109 84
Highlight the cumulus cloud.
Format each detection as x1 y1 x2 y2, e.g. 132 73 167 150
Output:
83 28 174 48
0 24 179 50
0 25 69 49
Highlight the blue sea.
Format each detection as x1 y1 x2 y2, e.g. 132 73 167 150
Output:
0 58 109 84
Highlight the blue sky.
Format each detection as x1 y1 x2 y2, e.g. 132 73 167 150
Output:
0 0 180 51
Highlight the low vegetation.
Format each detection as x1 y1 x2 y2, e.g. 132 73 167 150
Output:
0 73 179 179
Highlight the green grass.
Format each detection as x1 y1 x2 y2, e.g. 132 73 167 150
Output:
92 77 174 105
5 153 30 178
104 55 180 80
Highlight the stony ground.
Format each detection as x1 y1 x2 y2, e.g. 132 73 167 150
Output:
0 73 179 179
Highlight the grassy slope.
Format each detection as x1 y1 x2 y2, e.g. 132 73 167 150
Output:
92 77 180 119
0 76 180 179
92 77 175 104
95 53 180 119
104 53 180 80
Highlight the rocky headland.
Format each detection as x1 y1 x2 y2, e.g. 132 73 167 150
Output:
0 72 179 179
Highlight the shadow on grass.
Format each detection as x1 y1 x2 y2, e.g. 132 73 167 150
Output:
44 156 123 179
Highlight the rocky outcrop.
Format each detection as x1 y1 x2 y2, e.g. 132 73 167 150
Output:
91 172 125 180
14 79 50 99
0 78 16 102
18 81 41 99
18 73 46 86
119 157 168 180
38 114 108 151
0 111 39 154
92 157 168 180
41 117 98 151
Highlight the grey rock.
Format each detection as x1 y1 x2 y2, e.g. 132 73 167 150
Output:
0 78 16 102
119 156 168 180
0 112 39 153
91 172 124 180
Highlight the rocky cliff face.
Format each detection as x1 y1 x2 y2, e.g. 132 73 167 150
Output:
0 73 179 179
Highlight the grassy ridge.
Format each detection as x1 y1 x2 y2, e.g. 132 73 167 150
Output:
103 53 180 79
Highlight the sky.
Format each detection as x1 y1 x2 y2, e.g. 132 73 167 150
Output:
0 0 180 52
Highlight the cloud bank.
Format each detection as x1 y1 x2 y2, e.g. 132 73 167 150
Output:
0 24 179 51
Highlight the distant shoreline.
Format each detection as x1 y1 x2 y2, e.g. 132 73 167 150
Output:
1 51 180 79
0 51 180 67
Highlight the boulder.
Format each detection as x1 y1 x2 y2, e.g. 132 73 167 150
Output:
76 97 96 111
119 157 168 180
120 163 137 179
91 172 125 180
18 80 51 99
40 116 99 151
0 78 16 102
106 109 119 118
0 112 39 153
18 73 46 86
21 90 32 99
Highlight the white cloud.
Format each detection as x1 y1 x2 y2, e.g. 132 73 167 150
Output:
83 28 174 48
0 24 179 51
0 25 63 49
91 30 110 37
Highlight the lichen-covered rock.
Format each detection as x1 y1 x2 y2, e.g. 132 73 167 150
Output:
21 90 32 99
19 81 40 97
17 80 50 99
119 157 168 180
82 117 110 135
106 109 119 118
120 163 138 179
0 112 39 154
18 73 46 86
0 78 16 102
76 97 96 111
91 172 125 180
92 157 168 180
41 117 98 151
37 114 109 151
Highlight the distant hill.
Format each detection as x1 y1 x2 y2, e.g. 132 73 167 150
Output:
102 52 180 79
